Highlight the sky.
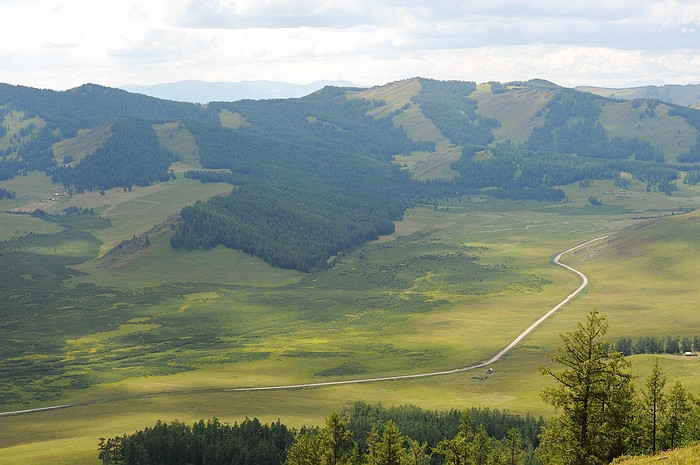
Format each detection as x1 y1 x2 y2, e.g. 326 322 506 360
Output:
1 0 699 91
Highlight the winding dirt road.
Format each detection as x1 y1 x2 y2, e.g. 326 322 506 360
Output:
0 235 607 417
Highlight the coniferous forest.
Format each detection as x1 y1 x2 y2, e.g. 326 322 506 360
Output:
97 403 545 465
52 118 178 192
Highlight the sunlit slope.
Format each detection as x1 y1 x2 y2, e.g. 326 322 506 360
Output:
472 83 699 162
52 123 113 165
353 79 700 182
597 99 697 162
472 83 554 145
348 78 459 180
563 209 700 341
611 442 700 465
351 79 450 148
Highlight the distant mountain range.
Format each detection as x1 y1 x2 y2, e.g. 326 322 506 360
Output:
118 79 700 108
119 79 361 103
576 83 700 109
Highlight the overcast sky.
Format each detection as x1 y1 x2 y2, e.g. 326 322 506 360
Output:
2 0 699 91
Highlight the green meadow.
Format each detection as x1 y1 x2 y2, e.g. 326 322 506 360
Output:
1 165 700 464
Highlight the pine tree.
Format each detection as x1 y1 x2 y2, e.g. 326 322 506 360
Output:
366 420 409 465
469 424 491 465
285 431 324 465
433 409 476 465
640 359 666 454
405 439 431 465
320 412 356 465
433 417 471 465
503 428 525 465
662 381 689 450
538 309 632 465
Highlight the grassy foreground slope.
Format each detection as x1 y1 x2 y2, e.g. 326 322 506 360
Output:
611 442 700 465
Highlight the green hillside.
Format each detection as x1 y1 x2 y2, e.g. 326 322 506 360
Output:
611 443 700 464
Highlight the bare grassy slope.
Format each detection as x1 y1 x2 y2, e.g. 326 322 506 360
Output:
472 84 554 145
349 79 459 179
564 209 700 339
52 122 113 165
597 100 698 162
611 443 700 465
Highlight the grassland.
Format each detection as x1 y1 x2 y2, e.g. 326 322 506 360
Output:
350 79 459 180
52 123 113 165
472 85 554 145
597 101 698 162
611 442 700 465
2 161 700 464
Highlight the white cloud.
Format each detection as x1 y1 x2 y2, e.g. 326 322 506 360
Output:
0 0 698 90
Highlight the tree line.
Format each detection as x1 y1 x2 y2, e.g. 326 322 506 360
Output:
614 334 700 356
170 182 405 271
98 404 543 465
98 418 294 465
286 409 538 465
669 105 700 163
0 187 14 199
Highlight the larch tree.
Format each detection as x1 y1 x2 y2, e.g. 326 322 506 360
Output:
662 380 689 450
320 412 357 465
640 359 666 454
538 309 633 465
365 420 409 465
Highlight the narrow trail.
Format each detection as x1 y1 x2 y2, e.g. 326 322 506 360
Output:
0 235 608 417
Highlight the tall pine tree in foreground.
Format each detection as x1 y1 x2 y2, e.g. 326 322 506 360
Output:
537 309 633 465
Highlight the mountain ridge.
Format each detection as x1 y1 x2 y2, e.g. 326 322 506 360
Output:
576 83 700 109
115 78 700 108
119 79 361 103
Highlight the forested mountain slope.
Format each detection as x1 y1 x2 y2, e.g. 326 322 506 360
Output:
2 78 700 271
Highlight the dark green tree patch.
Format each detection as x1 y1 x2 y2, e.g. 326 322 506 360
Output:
411 79 500 146
52 118 178 192
170 113 415 272
98 418 294 465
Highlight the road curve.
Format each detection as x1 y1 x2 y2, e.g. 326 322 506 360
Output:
0 235 608 417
